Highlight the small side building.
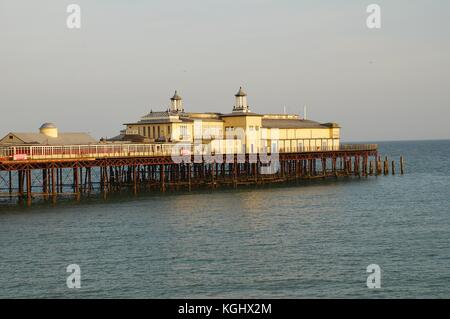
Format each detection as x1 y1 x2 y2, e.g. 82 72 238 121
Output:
0 123 97 146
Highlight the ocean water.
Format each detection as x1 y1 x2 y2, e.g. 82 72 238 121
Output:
0 140 449 298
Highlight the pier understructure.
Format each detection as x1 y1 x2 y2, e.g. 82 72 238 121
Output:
0 143 382 204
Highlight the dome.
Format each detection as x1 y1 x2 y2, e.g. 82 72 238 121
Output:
235 86 247 97
39 122 58 138
40 122 57 129
170 90 182 100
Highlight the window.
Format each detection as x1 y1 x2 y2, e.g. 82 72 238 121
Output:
249 125 254 131
153 127 156 138
157 126 160 137
180 125 188 137
168 126 171 135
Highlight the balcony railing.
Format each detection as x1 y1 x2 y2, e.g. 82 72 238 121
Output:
0 143 378 162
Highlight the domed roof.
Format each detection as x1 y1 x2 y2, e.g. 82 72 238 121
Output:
170 90 182 100
235 86 247 97
39 122 57 129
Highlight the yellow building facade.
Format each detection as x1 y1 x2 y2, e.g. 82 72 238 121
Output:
112 88 340 153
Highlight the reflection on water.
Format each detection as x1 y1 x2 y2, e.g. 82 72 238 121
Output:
0 140 449 298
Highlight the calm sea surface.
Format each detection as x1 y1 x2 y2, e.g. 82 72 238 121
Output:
0 140 449 298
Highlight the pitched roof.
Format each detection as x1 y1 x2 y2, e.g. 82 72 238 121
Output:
142 111 171 118
107 134 147 143
124 110 185 125
261 119 334 129
1 132 97 145
221 112 262 117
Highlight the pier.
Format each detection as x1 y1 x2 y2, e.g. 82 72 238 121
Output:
1 87 399 206
0 143 390 205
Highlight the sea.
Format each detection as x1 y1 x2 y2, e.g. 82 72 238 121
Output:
0 140 449 298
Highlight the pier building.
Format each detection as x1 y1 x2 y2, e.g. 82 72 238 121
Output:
114 88 340 153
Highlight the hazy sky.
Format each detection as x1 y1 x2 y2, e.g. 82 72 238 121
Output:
1 0 449 141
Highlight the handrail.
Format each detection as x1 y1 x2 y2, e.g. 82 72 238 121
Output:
0 143 378 161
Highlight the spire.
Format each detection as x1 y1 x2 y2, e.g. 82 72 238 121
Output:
235 86 247 97
171 90 182 101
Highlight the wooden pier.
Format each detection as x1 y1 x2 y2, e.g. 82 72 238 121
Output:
0 143 402 205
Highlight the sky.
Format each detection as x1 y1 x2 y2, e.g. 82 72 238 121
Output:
1 0 449 142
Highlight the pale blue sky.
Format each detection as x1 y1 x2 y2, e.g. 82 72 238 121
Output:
1 0 449 141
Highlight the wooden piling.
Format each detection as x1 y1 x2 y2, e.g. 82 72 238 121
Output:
400 156 404 175
59 168 63 193
233 159 237 188
133 165 137 194
18 170 23 196
87 167 92 193
42 169 47 195
160 164 166 192
73 167 79 194
51 167 56 197
383 156 389 175
8 171 12 196
188 163 192 191
26 169 32 202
